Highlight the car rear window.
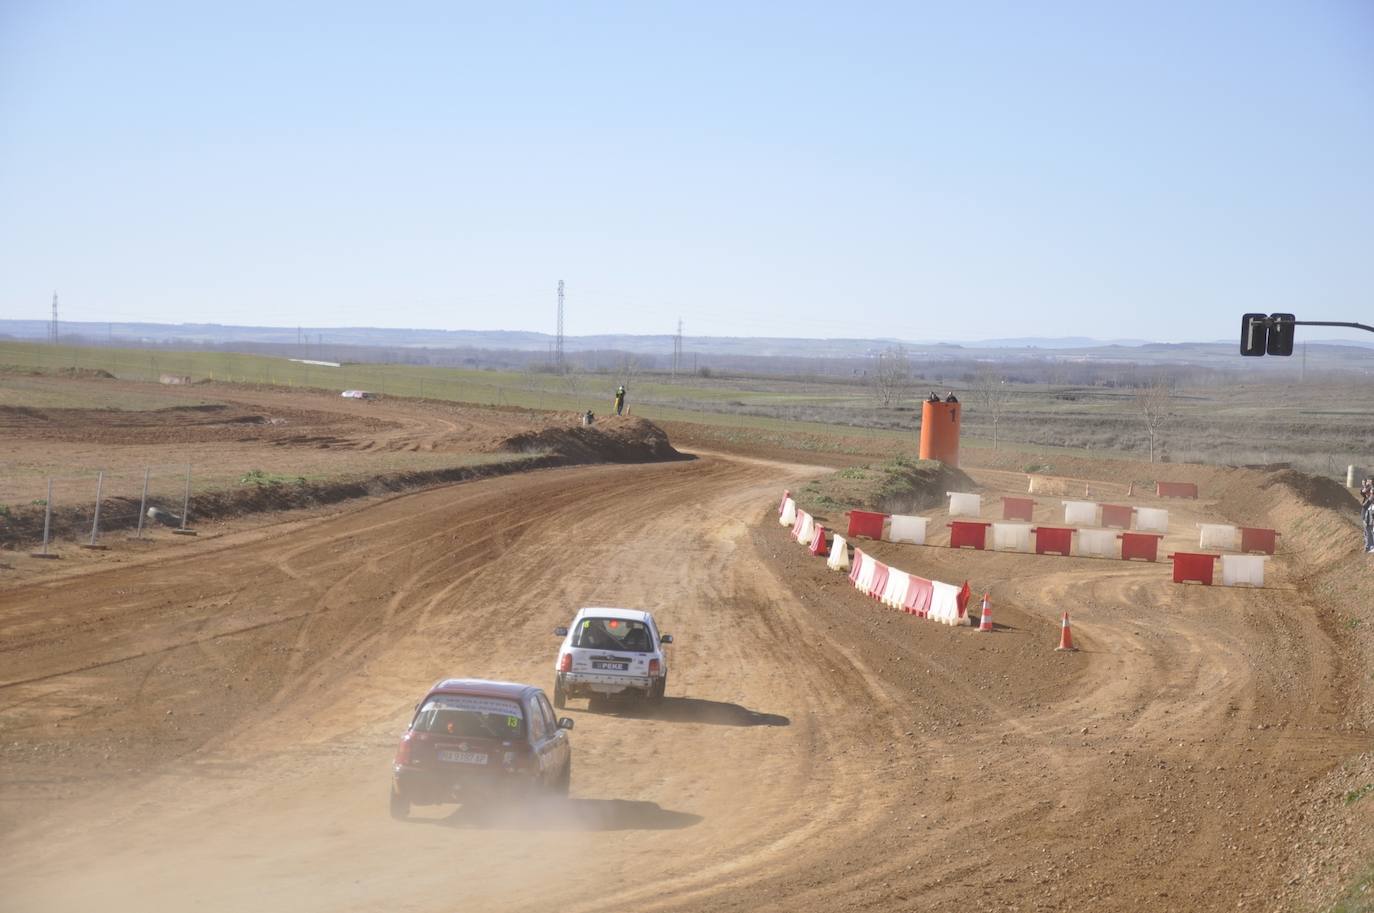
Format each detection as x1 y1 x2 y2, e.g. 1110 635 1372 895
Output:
572 617 654 653
411 696 525 739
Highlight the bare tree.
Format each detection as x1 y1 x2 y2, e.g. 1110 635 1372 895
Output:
972 368 1013 449
1134 376 1172 463
873 345 910 407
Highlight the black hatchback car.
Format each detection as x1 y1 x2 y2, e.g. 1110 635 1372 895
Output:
390 678 573 819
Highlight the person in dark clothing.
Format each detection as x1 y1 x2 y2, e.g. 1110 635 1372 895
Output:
927 392 940 403
614 385 626 416
944 392 958 403
1361 479 1374 553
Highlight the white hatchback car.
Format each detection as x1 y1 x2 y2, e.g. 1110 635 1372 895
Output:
552 608 672 708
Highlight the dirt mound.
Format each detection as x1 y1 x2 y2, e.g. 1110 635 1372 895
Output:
793 456 974 524
497 415 685 464
55 367 115 379
1262 468 1359 513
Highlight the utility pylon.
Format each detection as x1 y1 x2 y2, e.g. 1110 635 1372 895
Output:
672 318 683 380
556 280 565 374
49 292 59 344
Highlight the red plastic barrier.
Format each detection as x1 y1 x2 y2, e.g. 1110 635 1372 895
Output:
1157 481 1198 499
956 580 971 616
1170 551 1218 585
1002 496 1035 521
870 563 890 599
1032 526 1073 556
903 576 934 616
1239 527 1279 555
949 520 992 550
1099 504 1134 529
847 509 886 541
1119 531 1164 562
809 525 828 556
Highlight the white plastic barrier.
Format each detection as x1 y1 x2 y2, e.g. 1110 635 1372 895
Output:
828 534 850 571
946 492 982 518
1199 523 1239 550
1136 507 1169 533
796 512 815 545
888 514 929 545
881 569 911 610
1221 554 1267 587
855 553 878 594
991 522 1033 553
1076 528 1118 558
780 498 796 527
1063 500 1099 526
929 580 967 626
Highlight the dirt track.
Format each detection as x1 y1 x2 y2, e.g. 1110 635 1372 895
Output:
2 450 1371 911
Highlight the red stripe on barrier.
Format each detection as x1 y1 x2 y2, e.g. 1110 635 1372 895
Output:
1119 531 1164 562
949 520 992 550
809 525 828 556
1002 497 1035 522
1170 551 1217 585
846 509 886 540
1031 526 1073 556
903 576 933 616
1157 481 1198 499
1099 504 1134 529
1239 527 1279 555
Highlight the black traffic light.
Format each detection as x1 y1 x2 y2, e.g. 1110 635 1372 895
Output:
1240 313 1268 356
1266 312 1295 356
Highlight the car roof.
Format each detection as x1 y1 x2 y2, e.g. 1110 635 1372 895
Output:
573 607 653 623
424 678 538 701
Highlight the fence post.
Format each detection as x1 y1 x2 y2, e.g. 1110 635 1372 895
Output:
136 467 150 539
174 464 196 535
31 478 57 558
84 471 108 549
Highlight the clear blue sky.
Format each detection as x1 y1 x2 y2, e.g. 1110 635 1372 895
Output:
2 1 1371 343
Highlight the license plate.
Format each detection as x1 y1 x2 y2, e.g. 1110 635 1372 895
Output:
438 750 487 764
592 661 628 671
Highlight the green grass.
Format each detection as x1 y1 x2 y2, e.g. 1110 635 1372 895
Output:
1328 862 1374 913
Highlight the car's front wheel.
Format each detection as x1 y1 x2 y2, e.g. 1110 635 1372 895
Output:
553 758 571 797
389 785 410 820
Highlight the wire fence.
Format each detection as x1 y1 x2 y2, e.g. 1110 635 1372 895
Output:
4 464 196 554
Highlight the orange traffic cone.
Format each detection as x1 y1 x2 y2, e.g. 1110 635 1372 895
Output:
1055 612 1077 651
978 593 994 632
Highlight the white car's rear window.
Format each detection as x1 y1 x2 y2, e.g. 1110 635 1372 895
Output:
572 618 654 653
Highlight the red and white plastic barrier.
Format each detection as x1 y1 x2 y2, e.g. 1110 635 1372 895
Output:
1220 554 1267 587
1062 500 1099 526
795 511 816 545
1135 507 1169 533
1198 523 1238 551
846 548 971 627
887 514 929 545
1076 528 1118 558
990 522 1033 553
809 525 828 556
946 492 982 517
827 534 850 571
779 497 797 527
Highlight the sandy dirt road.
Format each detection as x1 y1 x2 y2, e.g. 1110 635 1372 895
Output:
1 452 1370 912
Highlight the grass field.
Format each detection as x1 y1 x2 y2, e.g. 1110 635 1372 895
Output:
3 340 1371 476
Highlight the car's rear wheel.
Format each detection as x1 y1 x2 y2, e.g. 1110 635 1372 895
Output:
553 677 567 710
389 785 410 821
648 676 666 705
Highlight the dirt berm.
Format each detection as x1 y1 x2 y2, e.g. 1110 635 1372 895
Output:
790 455 975 526
0 415 685 548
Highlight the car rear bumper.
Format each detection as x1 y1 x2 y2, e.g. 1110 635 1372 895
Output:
559 671 654 693
393 764 534 804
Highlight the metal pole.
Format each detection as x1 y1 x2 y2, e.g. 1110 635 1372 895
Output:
136 467 150 538
88 471 104 547
179 464 191 532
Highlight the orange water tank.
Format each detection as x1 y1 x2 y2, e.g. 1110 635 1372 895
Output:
919 400 961 467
